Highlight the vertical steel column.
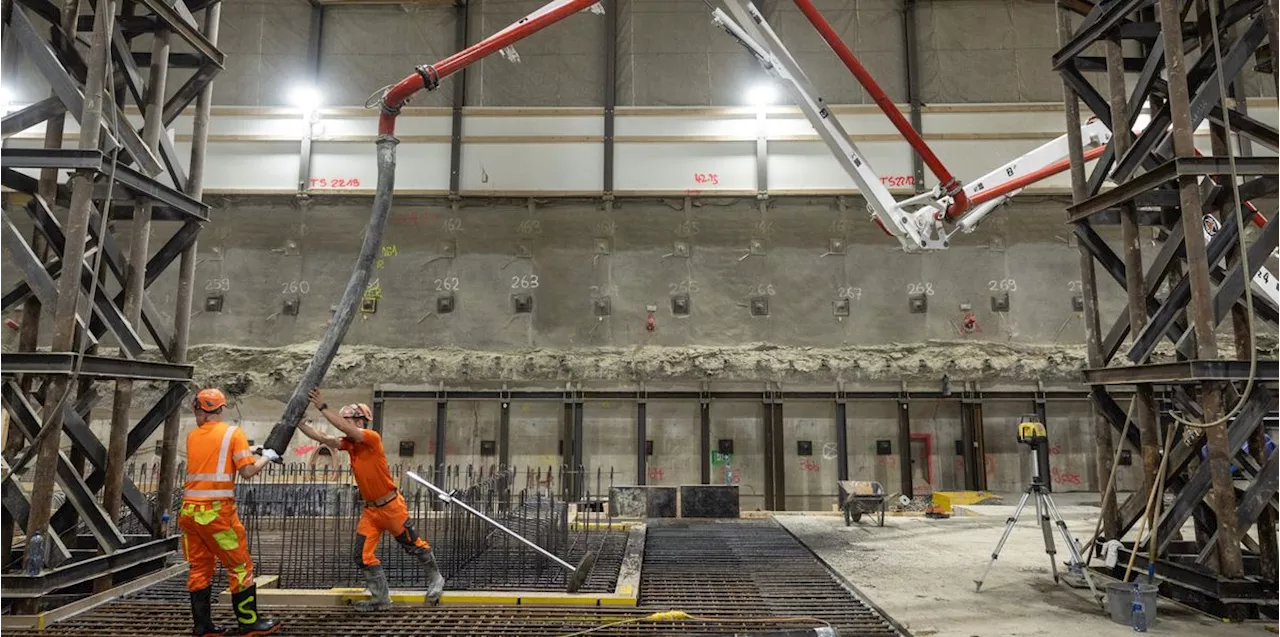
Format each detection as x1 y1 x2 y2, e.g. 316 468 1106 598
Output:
434 401 447 476
700 401 711 484
499 399 511 469
897 399 912 497
903 0 924 192
766 395 785 511
5 0 81 564
960 400 976 491
973 400 986 491
1057 0 1117 540
25 0 118 561
370 398 384 434
834 398 849 482
1105 36 1160 502
1156 0 1243 580
104 20 171 541
295 2 323 193
572 400 584 494
636 401 646 485
755 110 768 196
1209 2 1276 579
602 0 616 195
762 399 775 510
448 0 469 196
156 0 220 535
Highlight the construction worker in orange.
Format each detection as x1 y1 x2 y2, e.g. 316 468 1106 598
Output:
181 388 281 637
295 388 445 610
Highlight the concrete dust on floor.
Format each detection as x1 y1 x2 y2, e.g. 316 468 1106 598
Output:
777 506 1274 637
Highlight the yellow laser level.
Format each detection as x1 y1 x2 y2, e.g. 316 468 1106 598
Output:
1016 415 1047 446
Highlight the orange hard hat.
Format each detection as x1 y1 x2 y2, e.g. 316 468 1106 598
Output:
339 403 373 421
193 388 227 412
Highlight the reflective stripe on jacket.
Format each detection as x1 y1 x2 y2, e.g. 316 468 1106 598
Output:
184 422 243 500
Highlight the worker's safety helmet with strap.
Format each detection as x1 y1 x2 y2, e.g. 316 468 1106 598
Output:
192 388 227 413
339 403 373 423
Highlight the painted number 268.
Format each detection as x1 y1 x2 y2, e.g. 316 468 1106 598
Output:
907 282 934 296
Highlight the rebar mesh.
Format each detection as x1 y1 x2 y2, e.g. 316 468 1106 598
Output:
112 462 624 592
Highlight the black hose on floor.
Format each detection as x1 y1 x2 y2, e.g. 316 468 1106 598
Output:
263 135 399 455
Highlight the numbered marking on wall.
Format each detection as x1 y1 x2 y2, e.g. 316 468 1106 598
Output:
837 286 863 300
988 279 1017 292
511 275 540 289
205 278 230 292
517 219 543 236
309 177 361 189
281 281 310 294
434 277 460 292
668 280 699 294
907 282 935 296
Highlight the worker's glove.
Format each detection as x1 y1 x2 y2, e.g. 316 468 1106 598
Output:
254 446 283 464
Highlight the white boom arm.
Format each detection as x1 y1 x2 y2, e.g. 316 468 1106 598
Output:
712 1 1278 312
713 0 1111 252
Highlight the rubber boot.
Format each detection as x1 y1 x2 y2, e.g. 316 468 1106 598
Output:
354 565 393 611
417 549 445 604
228 584 280 637
190 587 225 637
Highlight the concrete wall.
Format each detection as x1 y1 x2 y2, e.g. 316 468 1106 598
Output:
0 193 1165 508
5 196 1126 352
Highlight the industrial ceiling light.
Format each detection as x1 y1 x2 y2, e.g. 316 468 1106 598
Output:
746 82 777 106
289 85 323 114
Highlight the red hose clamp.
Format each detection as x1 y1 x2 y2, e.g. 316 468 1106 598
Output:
646 312 656 332
940 178 963 199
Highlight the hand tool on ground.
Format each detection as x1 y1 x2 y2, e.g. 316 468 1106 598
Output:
973 416 1102 608
406 471 597 593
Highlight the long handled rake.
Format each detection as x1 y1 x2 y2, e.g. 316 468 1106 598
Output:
405 471 597 593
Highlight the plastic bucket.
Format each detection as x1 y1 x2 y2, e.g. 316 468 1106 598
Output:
1105 581 1159 627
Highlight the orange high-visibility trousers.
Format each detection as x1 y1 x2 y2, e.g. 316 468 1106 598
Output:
179 500 255 593
356 495 432 567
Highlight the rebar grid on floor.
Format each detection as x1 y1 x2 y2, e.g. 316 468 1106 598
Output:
106 462 623 592
4 519 906 636
638 520 904 635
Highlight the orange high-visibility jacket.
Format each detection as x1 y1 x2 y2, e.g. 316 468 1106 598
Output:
184 421 253 501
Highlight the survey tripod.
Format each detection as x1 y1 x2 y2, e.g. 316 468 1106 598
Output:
974 417 1101 603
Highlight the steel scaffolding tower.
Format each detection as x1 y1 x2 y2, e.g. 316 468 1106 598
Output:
0 0 221 608
1053 0 1278 620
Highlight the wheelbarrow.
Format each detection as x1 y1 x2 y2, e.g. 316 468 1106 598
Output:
838 480 886 527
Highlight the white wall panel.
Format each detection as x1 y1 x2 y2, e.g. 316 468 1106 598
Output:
4 102 1276 196
768 141 914 192
460 143 603 192
614 141 756 192
203 141 299 192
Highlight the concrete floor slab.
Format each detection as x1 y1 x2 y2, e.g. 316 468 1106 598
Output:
777 509 1275 637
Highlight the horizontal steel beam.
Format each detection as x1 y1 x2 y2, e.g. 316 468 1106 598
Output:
1083 360 1279 385
1052 0 1145 69
134 0 224 67
0 148 209 221
0 353 193 382
1108 545 1277 606
0 537 177 599
1069 157 1280 222
373 388 1132 402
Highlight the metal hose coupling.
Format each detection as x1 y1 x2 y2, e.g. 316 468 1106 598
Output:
416 64 441 91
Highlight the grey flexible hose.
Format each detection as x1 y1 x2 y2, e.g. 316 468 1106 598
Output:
263 136 399 455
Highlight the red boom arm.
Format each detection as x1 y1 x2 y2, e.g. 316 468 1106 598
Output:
792 0 971 219
378 0 600 136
